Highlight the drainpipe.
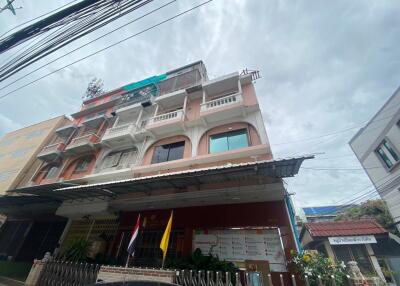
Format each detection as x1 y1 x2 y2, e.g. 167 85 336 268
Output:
285 194 302 252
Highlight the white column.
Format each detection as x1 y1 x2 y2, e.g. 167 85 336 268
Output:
135 108 143 127
202 90 206 103
154 104 159 117
323 241 335 259
183 95 188 114
365 244 386 282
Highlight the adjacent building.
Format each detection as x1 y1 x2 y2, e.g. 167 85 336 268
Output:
0 116 71 195
0 62 311 285
350 87 400 232
300 219 400 285
300 205 354 222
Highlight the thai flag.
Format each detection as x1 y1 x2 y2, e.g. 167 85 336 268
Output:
127 214 140 257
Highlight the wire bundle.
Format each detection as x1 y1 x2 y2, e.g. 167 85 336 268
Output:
0 0 152 83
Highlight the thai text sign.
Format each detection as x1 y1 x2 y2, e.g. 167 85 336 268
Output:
328 235 377 245
193 228 287 272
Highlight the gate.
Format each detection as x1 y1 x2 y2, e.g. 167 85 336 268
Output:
37 260 100 286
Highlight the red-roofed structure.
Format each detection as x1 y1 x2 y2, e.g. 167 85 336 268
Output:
303 219 387 238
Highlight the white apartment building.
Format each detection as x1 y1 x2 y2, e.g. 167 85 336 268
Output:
350 87 400 231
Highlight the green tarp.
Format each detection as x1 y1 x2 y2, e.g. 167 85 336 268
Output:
121 74 167 92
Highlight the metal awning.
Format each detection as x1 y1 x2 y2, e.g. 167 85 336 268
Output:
0 195 59 207
11 156 313 203
53 155 313 197
0 195 61 216
14 182 115 200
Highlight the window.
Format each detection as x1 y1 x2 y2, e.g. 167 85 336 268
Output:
376 139 399 169
102 149 137 170
151 141 185 164
332 245 374 274
209 129 249 154
73 157 92 173
44 165 60 179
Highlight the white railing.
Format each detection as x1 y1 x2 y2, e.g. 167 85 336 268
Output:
148 109 184 125
200 92 242 112
103 123 136 139
40 142 63 154
69 133 98 146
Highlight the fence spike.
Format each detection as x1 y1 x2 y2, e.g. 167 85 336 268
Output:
279 274 284 286
291 274 296 286
267 274 273 286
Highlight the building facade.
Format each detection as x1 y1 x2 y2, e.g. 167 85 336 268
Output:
350 87 400 232
0 62 311 284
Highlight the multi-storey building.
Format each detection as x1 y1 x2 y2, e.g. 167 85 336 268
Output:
0 62 311 284
0 115 72 261
350 87 400 232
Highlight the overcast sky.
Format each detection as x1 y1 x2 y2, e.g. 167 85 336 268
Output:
0 0 399 208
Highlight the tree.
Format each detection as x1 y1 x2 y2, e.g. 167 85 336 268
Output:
335 199 399 235
84 78 104 99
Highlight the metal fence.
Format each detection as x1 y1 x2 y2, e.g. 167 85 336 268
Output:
174 270 359 286
37 260 100 286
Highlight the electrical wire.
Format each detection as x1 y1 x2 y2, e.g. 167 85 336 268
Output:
0 0 155 82
0 0 177 92
0 0 214 100
0 0 81 38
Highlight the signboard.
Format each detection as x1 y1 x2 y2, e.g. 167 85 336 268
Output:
193 228 287 272
328 235 377 245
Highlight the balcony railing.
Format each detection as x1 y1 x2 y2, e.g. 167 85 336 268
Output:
41 142 65 153
148 109 184 126
105 123 136 136
200 92 242 112
37 142 65 161
66 133 99 150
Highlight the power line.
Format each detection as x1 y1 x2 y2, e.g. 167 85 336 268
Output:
0 0 80 38
0 0 156 81
273 107 400 147
0 0 214 100
0 0 177 93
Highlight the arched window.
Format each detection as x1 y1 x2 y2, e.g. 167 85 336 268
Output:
73 156 93 174
44 165 60 179
101 148 137 170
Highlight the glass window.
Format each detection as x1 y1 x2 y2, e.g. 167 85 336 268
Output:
151 141 185 164
74 157 92 173
44 165 60 179
209 129 249 154
376 139 399 169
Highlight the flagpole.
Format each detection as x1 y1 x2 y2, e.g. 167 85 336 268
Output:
125 255 130 268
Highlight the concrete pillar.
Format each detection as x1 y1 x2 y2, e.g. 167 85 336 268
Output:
365 244 386 282
25 260 44 286
323 241 335 259
135 109 143 127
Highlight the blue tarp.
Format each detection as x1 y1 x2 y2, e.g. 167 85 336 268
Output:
303 205 344 216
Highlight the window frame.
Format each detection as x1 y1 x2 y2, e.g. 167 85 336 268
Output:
73 156 93 174
209 128 250 154
151 141 185 164
43 165 60 179
375 138 400 171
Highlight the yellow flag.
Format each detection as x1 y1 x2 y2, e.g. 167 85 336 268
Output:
160 210 173 260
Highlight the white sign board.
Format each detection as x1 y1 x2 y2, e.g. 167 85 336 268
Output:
328 235 377 245
193 228 287 272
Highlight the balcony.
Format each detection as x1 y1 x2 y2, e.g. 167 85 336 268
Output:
37 142 65 161
200 92 244 123
146 109 185 136
101 123 140 147
64 133 99 155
